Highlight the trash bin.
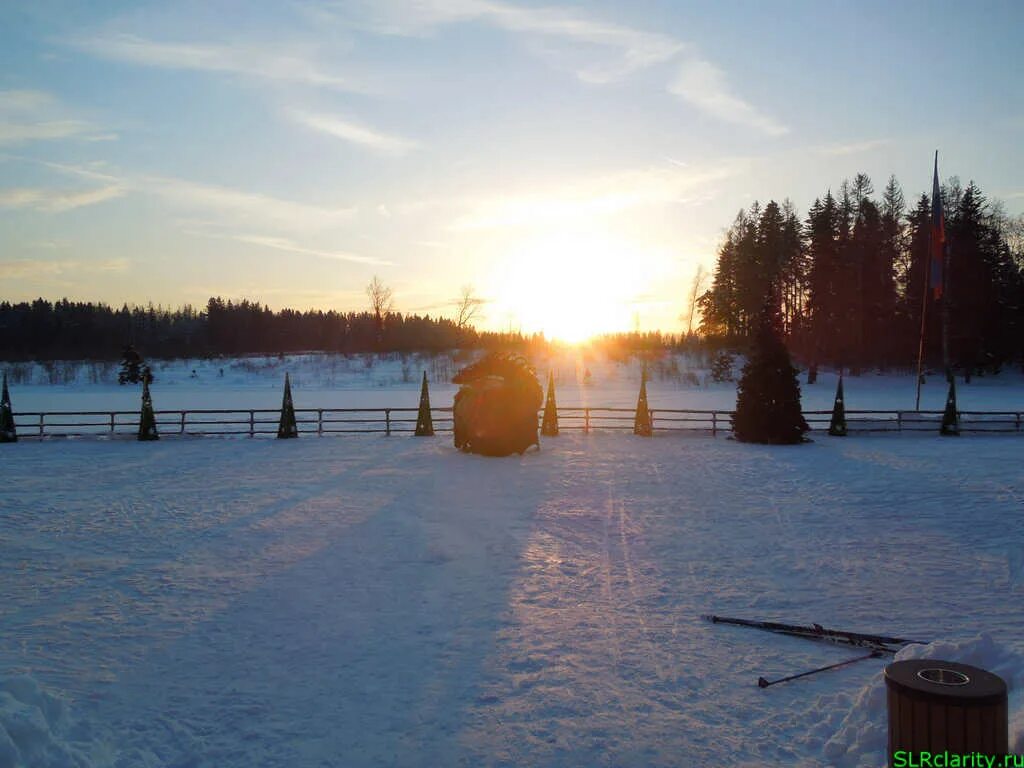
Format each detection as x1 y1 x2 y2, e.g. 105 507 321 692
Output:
885 659 1007 765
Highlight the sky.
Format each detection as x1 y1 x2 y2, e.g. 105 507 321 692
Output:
1 0 1022 339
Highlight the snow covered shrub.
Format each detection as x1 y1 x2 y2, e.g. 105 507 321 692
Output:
732 303 808 444
452 353 542 456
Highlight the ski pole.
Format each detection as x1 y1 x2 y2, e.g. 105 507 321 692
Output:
757 650 882 688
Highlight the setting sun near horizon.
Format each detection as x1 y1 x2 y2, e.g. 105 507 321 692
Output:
483 231 672 343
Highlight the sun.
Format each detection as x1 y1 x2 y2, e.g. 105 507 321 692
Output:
485 232 655 343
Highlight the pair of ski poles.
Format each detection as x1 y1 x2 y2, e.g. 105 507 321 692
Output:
703 614 928 688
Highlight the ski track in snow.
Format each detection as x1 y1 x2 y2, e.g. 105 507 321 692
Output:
1 434 1022 767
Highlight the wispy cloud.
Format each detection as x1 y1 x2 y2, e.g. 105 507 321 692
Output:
229 234 390 266
336 2 787 133
814 138 889 156
70 33 365 92
332 0 682 83
668 59 788 136
0 89 112 145
142 175 357 232
287 109 417 155
0 184 124 212
0 258 128 279
450 160 746 231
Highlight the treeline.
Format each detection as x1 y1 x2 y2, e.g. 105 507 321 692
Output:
0 297 689 361
699 173 1024 374
0 297 500 360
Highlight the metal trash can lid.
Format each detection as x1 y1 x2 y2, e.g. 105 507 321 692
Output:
885 659 1007 705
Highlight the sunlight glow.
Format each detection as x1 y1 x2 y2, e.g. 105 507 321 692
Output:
484 231 665 343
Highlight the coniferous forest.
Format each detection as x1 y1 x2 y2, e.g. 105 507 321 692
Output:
0 297 505 360
0 296 677 361
699 173 1024 375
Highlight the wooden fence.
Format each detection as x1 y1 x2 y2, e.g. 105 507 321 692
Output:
9 407 1023 439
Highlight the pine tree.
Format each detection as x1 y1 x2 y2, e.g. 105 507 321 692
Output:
541 370 559 437
1 372 17 443
414 371 434 436
732 300 809 444
137 378 159 441
277 372 298 439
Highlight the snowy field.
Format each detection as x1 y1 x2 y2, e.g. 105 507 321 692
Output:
2 433 1023 767
5 351 1024 414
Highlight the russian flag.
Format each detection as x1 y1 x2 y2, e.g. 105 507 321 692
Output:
930 151 946 299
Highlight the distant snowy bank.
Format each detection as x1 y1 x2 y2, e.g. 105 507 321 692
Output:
3 351 1022 413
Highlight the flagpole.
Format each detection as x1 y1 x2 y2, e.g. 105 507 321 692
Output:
942 229 951 383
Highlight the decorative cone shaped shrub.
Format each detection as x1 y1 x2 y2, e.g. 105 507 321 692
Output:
541 370 559 437
1 372 17 443
634 366 653 436
732 302 809 444
414 371 434 436
277 373 298 439
452 353 541 456
940 378 959 436
138 378 159 441
828 375 847 436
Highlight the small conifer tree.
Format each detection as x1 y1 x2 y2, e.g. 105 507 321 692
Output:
1 372 17 443
710 351 735 383
119 345 146 385
541 370 559 437
634 366 653 436
732 300 809 444
940 378 959 436
414 371 434 436
138 378 159 441
828 375 847 436
278 373 298 439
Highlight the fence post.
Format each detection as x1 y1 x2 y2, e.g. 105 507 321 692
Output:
249 410 254 438
649 409 655 433
39 413 44 438
110 412 115 434
897 412 902 432
712 411 717 436
318 409 323 436
584 408 590 434
180 411 186 434
385 409 391 436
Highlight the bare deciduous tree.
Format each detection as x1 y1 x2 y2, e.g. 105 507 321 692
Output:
455 284 484 330
366 276 393 343
684 264 710 337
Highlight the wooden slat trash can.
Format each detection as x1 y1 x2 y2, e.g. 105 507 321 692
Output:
885 659 1007 765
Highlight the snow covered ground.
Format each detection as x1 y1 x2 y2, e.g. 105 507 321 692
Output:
2 433 1023 767
5 351 1024 414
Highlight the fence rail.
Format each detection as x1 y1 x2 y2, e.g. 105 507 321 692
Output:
9 407 1024 439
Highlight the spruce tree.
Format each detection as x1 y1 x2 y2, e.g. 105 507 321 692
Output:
414 371 434 436
828 375 847 436
137 378 159 441
277 373 298 439
541 370 559 437
940 378 959 436
634 366 653 436
118 345 145 385
1 372 17 443
732 300 809 444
